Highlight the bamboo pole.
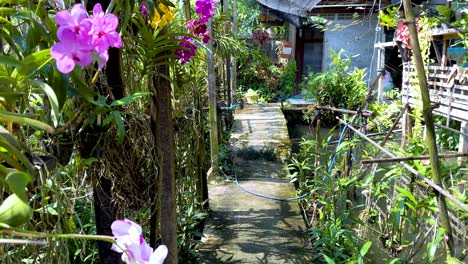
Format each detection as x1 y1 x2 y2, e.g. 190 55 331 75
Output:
313 106 374 117
337 117 468 213
402 0 455 254
435 123 468 137
361 152 468 164
207 19 219 174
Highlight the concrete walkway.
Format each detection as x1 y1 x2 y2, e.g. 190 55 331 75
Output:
200 104 310 263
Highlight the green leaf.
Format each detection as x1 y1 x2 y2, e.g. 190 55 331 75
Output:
0 194 33 227
109 92 151 107
0 7 17 16
0 110 54 133
0 152 24 172
14 49 52 80
5 171 31 202
427 227 445 262
360 241 372 256
322 254 336 264
446 256 464 264
23 79 60 127
70 69 96 102
436 6 453 20
395 186 417 205
0 0 29 6
0 129 33 172
0 55 20 68
51 64 69 109
112 111 125 144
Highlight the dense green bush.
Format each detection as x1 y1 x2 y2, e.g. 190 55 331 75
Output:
237 47 297 102
278 60 297 101
302 49 367 110
237 48 281 101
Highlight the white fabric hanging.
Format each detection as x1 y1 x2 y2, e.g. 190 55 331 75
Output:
256 0 322 17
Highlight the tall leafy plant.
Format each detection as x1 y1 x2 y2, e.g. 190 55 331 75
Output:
302 49 367 110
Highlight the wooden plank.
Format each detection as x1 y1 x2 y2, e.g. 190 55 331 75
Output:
459 122 468 164
402 94 468 110
374 41 396 48
403 88 468 104
404 97 468 122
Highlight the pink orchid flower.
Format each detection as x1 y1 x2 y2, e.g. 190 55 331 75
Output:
111 219 168 264
55 3 92 41
89 3 123 54
50 28 93 74
51 3 122 73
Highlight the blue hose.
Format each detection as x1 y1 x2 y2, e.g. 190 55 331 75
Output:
235 122 349 201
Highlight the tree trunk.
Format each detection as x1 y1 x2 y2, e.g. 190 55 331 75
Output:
151 56 178 263
196 93 209 209
93 48 125 264
207 20 219 174
93 177 123 264
402 0 454 255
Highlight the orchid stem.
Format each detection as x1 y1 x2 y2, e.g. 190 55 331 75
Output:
0 223 115 244
91 69 102 87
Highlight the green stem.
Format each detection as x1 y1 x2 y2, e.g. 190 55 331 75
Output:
0 223 115 244
91 69 102 87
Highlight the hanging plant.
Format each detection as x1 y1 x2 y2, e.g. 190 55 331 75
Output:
252 29 271 45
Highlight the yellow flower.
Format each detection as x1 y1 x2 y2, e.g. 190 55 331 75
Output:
151 3 175 29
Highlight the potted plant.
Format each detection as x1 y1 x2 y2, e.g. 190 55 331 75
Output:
244 89 259 103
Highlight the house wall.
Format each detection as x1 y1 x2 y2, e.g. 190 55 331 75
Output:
322 14 379 82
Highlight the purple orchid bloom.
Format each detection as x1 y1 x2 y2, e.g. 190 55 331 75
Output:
139 0 150 18
195 0 219 23
50 28 93 74
201 33 210 43
186 19 200 32
175 37 198 64
193 23 207 35
186 19 209 43
111 219 168 264
89 3 122 54
55 3 92 41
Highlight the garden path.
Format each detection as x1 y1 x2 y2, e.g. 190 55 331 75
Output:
199 104 311 263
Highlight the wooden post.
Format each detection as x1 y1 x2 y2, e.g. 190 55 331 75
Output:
207 19 219 174
223 0 231 107
231 0 238 102
402 0 455 255
459 122 468 165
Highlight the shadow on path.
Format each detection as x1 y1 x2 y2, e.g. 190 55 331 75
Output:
199 104 311 263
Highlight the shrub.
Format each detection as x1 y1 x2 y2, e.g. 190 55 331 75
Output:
302 49 367 110
278 60 297 101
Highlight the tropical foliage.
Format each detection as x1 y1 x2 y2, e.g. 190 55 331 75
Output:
302 49 367 110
